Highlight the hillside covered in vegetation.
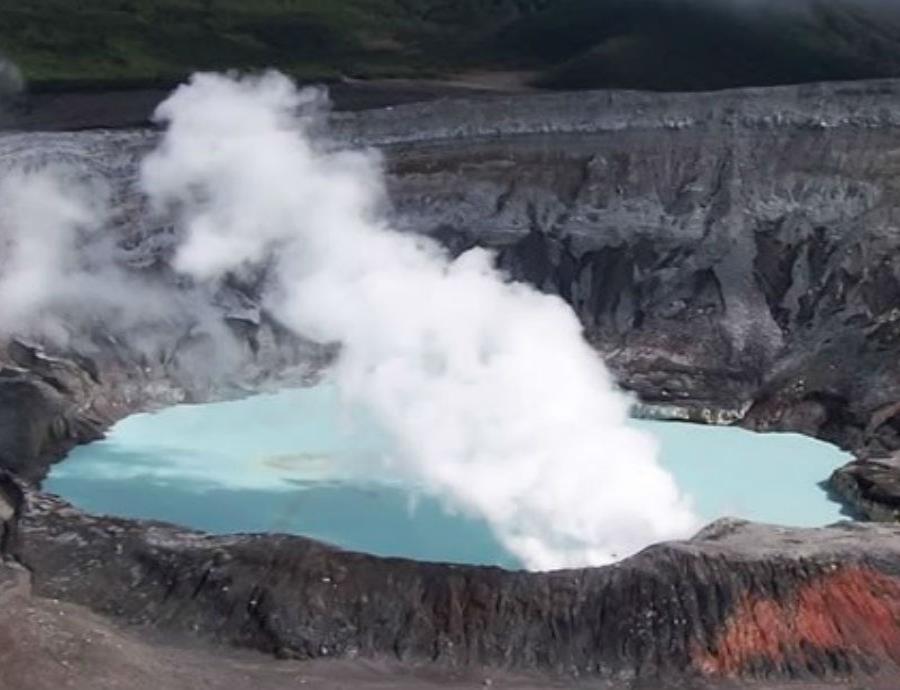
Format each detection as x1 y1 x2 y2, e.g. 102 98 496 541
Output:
3 0 900 92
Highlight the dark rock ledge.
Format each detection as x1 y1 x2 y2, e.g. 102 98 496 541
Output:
830 456 900 522
0 340 111 484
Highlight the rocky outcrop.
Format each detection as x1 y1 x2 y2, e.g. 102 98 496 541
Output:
0 321 334 482
830 457 900 522
0 342 109 483
6 486 900 685
0 473 20 553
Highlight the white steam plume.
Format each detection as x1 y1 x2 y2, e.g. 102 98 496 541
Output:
141 71 699 570
0 168 100 336
0 164 240 381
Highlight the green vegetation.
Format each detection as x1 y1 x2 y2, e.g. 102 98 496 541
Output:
0 0 546 89
3 0 900 92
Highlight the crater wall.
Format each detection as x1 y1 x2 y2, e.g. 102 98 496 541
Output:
4 81 900 686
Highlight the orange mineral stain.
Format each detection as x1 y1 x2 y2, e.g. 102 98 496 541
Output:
694 565 900 676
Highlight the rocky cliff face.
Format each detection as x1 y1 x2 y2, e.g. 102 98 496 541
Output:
344 81 900 455
7 80 900 473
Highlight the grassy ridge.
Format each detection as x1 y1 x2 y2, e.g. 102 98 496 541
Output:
4 0 900 92
0 0 544 88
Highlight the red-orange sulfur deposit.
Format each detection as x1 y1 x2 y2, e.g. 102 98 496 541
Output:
694 565 900 676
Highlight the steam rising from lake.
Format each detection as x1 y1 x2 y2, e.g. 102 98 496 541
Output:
0 70 702 568
138 72 700 569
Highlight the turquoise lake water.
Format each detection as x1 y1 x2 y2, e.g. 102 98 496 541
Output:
45 385 852 569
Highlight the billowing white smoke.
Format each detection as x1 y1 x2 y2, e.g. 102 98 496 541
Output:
0 169 94 331
0 164 239 379
141 71 700 569
0 167 123 341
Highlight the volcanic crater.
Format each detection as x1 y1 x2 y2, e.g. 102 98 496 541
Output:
4 79 900 689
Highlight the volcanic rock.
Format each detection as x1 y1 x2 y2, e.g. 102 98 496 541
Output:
830 457 900 522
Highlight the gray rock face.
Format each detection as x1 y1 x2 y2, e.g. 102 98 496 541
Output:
350 81 900 454
6 80 900 461
830 456 900 521
0 342 108 483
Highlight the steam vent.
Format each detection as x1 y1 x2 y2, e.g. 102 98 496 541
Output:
6 34 900 690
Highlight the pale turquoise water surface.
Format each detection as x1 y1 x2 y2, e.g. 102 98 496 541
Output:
45 385 852 569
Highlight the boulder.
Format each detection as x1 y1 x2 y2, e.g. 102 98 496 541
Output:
830 457 900 521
